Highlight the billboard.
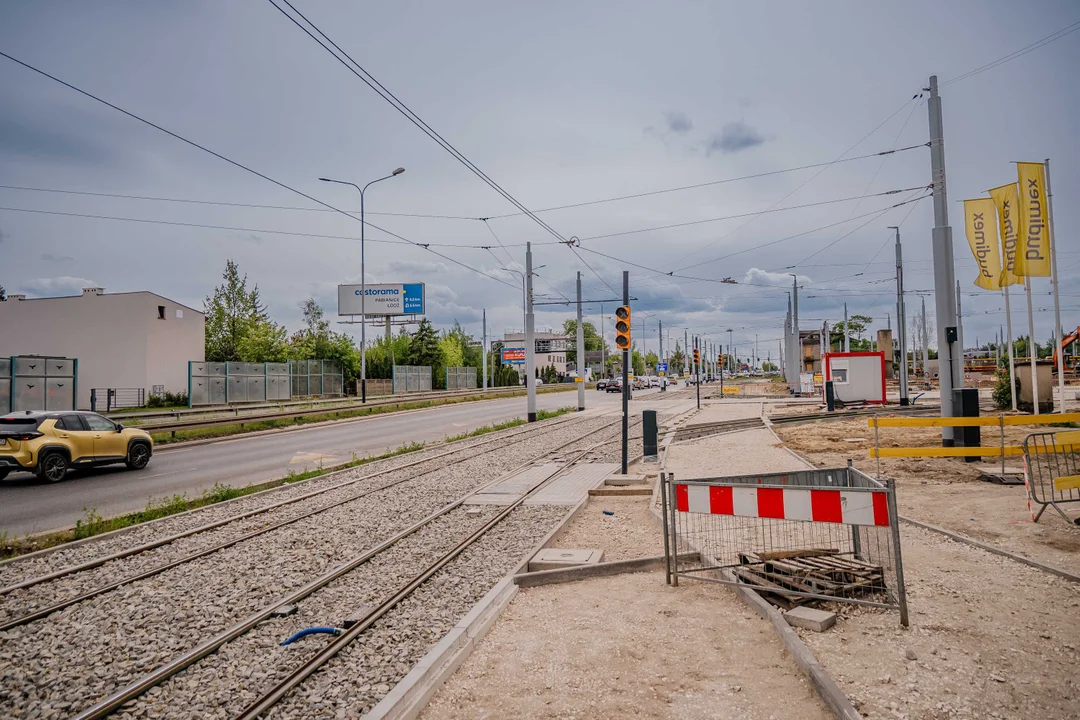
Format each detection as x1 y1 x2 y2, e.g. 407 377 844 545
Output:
502 347 526 365
338 283 425 316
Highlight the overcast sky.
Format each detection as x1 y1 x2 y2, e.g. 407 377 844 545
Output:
2 1 1078 360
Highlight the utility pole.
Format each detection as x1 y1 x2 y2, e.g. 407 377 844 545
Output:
525 242 536 422
720 343 725 397
621 271 629 474
927 74 962 443
684 329 689 377
695 336 701 409
921 296 929 386
576 271 585 412
792 275 800 382
1047 159 1066 412
482 309 488 392
600 304 605 378
843 304 850 353
659 319 663 382
956 280 964 374
892 226 909 405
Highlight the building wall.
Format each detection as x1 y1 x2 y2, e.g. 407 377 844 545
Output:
0 290 204 408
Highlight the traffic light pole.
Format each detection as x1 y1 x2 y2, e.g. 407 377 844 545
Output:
621 271 629 475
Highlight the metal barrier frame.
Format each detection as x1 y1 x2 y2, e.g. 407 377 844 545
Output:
1022 430 1080 523
661 467 908 626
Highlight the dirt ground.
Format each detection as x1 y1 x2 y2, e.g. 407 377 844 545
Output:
550 495 664 562
775 419 1080 576
422 494 830 720
797 522 1080 720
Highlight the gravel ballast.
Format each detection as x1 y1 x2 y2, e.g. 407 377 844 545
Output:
0 417 621 719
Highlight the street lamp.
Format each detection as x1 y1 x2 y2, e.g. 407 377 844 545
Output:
320 168 406 403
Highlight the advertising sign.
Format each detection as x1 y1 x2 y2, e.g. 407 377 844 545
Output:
502 347 526 365
338 283 425 316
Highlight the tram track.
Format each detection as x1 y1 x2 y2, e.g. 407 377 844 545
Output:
0 415 592 626
61 418 630 720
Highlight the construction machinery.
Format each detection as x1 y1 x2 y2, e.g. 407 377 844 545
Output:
1053 326 1080 374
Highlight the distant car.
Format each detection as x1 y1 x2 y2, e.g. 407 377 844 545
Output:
0 410 153 483
596 379 608 391
649 376 661 388
606 377 624 393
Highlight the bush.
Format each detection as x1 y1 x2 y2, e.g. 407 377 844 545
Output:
146 390 189 408
992 367 1014 410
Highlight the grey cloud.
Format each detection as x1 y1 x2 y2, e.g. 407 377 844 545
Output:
743 268 811 287
0 109 113 166
40 252 74 263
21 276 98 297
665 112 693 135
707 121 767 155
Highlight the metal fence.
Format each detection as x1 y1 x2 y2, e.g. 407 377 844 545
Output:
661 465 908 625
392 365 432 393
290 360 343 398
90 388 146 412
189 361 339 406
2 356 78 412
445 366 477 391
1023 430 1080 523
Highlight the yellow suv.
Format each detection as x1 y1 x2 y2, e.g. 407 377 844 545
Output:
0 411 154 483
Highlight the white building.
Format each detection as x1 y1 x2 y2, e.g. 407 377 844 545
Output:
502 330 568 378
0 288 205 409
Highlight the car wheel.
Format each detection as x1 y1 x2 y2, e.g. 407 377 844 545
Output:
37 452 69 483
126 443 151 470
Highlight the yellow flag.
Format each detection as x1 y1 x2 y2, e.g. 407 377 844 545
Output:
988 183 1021 286
1015 162 1051 277
963 198 1001 290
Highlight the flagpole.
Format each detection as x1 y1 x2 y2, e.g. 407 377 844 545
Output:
1025 275 1039 415
1003 284 1018 412
1046 158 1065 412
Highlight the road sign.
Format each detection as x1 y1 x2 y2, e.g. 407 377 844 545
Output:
657 362 668 377
337 283 425 316
502 347 526 365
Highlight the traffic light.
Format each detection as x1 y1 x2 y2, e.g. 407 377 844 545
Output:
615 306 632 350
718 354 723 366
693 347 700 367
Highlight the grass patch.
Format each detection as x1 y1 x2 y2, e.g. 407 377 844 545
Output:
442 406 574 443
150 386 576 445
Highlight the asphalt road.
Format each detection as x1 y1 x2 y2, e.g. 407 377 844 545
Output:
1 385 671 536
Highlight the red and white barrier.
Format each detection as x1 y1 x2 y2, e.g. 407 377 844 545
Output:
675 483 889 527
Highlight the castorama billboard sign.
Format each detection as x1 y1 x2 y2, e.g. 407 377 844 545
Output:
337 283 425 316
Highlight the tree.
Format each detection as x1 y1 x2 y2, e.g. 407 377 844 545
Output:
409 318 441 369
631 348 645 377
204 259 281 362
238 321 288 362
645 351 658 372
562 319 606 366
0 284 6 301
670 343 685 374
366 328 412 379
288 297 360 381
762 361 778 372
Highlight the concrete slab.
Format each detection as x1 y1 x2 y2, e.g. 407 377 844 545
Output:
524 463 620 506
783 606 836 633
463 463 563 505
527 547 603 572
604 474 648 486
588 487 652 497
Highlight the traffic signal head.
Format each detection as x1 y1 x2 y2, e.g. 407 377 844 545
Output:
615 306 632 350
693 347 700 366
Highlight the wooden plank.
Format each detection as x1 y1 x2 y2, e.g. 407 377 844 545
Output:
755 548 840 561
1053 474 1080 491
732 568 801 608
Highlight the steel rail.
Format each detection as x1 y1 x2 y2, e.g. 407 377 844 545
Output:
70 418 626 720
233 431 622 720
0 414 585 597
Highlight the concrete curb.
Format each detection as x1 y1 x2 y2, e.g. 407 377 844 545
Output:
513 552 700 588
898 516 1080 584
655 420 863 720
721 568 863 720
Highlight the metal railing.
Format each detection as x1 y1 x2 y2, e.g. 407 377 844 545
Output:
661 465 908 626
1022 430 1080 523
90 388 146 412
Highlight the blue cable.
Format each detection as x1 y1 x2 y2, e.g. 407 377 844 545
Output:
280 626 341 646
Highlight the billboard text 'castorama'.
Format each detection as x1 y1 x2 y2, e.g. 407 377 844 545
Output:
337 283 425 316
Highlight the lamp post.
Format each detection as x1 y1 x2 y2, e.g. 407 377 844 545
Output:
319 168 405 403
500 265 544 384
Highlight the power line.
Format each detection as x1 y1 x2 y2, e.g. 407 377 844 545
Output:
482 143 927 220
0 50 517 289
0 184 484 220
577 186 927 242
943 20 1080 86
267 0 567 244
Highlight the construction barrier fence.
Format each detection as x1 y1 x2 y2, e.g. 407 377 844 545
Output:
1023 430 1080 523
661 466 908 626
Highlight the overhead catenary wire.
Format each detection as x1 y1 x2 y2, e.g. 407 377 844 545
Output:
0 50 518 290
942 20 1080 86
267 0 568 245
